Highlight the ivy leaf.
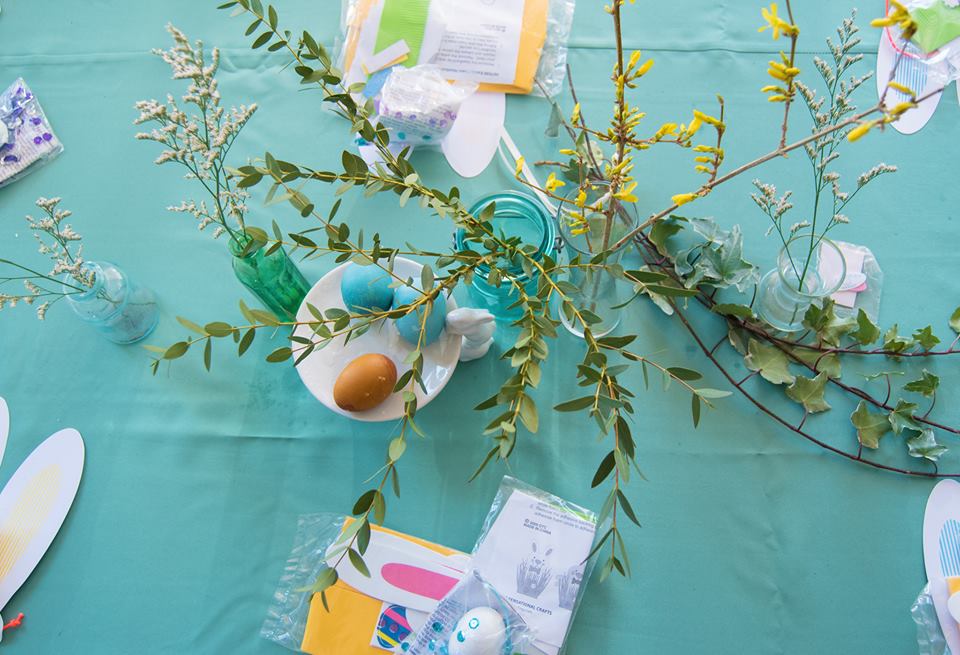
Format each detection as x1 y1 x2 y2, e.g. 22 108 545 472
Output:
744 339 795 385
888 400 921 435
851 401 891 449
950 307 960 334
791 349 841 379
904 370 940 397
850 309 880 346
913 326 941 351
882 325 914 354
676 220 758 292
785 373 831 413
906 429 948 462
649 215 686 257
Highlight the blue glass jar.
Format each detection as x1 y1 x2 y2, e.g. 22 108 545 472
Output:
64 261 159 344
455 192 559 320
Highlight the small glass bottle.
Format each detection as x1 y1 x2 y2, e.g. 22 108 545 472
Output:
556 183 638 338
230 237 311 322
454 192 559 320
756 235 847 332
64 261 159 344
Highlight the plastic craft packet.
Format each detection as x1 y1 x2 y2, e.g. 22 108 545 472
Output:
400 569 535 655
0 78 63 189
470 477 603 655
338 0 576 96
377 65 477 146
261 513 470 654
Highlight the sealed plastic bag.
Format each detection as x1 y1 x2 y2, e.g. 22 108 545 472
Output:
400 569 534 655
471 477 603 655
913 583 953 655
0 78 63 188
338 0 576 96
377 66 476 146
262 514 471 655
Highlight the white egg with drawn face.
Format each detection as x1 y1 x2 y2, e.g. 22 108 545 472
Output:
447 606 506 655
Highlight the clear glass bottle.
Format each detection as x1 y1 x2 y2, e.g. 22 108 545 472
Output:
756 235 847 332
64 261 159 344
230 237 311 322
455 192 559 320
556 184 638 338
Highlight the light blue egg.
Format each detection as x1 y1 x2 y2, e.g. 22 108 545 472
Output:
340 264 395 315
393 285 448 346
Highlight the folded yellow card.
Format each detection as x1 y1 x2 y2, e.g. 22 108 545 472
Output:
300 521 469 655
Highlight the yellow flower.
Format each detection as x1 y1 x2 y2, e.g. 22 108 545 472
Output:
887 81 915 96
759 3 799 40
514 156 525 177
847 121 875 142
614 182 639 203
672 192 698 206
575 189 588 207
545 173 566 193
571 103 582 125
871 0 918 39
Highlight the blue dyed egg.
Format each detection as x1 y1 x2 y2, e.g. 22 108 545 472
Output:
393 285 447 346
340 264 395 315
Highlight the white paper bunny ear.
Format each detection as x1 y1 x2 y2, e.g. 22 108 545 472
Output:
876 27 945 134
442 92 506 178
0 428 84 611
923 480 960 654
0 398 8 470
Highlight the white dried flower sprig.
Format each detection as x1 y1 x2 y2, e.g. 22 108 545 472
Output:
0 197 95 320
135 24 257 243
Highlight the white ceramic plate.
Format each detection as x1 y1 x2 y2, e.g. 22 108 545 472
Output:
293 258 460 422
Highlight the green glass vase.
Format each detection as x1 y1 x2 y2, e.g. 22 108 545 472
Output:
230 237 311 321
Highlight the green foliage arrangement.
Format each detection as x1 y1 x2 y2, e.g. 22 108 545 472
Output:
141 0 960 597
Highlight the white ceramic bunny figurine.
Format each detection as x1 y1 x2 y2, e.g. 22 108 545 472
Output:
445 308 496 362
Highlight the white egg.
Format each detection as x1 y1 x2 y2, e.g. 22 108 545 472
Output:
447 606 506 655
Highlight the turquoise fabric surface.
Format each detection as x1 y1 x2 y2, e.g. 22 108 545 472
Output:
1 1 959 653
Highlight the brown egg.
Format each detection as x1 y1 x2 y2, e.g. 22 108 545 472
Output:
333 354 398 412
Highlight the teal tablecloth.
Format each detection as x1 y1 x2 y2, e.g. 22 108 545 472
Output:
2 1 958 653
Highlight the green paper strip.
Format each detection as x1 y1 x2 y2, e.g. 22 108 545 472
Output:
375 0 432 67
911 1 960 53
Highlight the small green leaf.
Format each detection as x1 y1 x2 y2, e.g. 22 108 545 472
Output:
266 347 292 363
851 309 881 346
348 548 371 577
691 393 701 427
785 373 831 413
388 437 406 462
913 326 941 351
851 401 890 449
712 303 754 319
950 307 960 334
204 321 234 338
744 339 795 385
903 370 940 397
251 31 272 48
555 397 595 412
889 400 921 435
203 339 212 372
907 429 948 462
666 367 702 382
163 341 190 360
616 490 641 527
591 451 616 488
176 317 207 335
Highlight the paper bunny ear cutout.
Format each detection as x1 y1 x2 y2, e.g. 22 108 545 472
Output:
0 426 84 611
876 26 946 135
0 397 8 469
441 92 506 178
924 480 960 655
